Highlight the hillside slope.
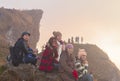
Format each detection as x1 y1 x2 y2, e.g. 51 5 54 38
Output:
74 44 120 81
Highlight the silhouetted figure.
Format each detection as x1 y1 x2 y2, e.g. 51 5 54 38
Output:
78 37 80 44
81 36 83 44
68 38 71 43
75 37 77 43
75 37 80 44
71 37 74 44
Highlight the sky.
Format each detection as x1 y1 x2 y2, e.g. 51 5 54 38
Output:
0 0 120 69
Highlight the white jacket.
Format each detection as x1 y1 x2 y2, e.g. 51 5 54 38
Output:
56 41 62 61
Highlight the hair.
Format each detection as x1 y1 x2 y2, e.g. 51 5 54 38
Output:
48 37 57 47
47 37 58 58
53 31 62 37
79 48 85 52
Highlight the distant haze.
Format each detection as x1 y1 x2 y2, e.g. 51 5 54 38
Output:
1 0 120 69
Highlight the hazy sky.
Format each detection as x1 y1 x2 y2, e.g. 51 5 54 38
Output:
0 0 120 69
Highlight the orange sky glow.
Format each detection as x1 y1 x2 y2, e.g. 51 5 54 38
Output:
0 0 120 69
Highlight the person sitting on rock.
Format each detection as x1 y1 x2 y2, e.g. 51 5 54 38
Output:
53 31 65 62
75 49 93 81
11 32 33 66
39 37 59 72
59 44 78 81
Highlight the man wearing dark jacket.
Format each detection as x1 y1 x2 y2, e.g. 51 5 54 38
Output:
12 32 32 66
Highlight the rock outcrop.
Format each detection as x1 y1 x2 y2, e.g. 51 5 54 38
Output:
74 44 120 81
0 64 62 81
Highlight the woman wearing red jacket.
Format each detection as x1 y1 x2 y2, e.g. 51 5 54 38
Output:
39 37 58 72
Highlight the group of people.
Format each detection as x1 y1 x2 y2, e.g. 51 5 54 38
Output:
8 31 93 81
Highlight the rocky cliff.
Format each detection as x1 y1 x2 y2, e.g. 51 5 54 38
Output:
0 7 43 65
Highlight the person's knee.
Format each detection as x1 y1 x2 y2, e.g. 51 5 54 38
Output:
83 74 93 81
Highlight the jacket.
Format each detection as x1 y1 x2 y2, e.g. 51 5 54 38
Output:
12 38 31 65
59 51 75 81
39 46 58 72
75 59 88 79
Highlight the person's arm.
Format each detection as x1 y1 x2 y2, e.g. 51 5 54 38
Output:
22 41 32 54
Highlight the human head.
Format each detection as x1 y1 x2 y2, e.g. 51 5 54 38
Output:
21 32 30 41
53 31 62 41
66 44 74 55
78 49 87 61
48 37 58 48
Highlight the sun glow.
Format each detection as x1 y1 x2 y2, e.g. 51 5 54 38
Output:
95 32 120 70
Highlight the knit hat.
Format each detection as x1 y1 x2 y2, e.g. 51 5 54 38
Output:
21 32 30 37
78 49 87 57
53 31 62 37
66 44 74 49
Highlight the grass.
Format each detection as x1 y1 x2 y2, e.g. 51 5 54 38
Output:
0 65 7 75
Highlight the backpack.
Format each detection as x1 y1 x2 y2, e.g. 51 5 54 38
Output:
9 46 20 66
